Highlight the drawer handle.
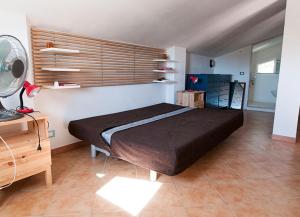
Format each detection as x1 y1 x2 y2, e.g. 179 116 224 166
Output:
7 162 13 166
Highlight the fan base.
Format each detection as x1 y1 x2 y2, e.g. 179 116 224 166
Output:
17 108 34 114
0 101 24 122
0 111 24 122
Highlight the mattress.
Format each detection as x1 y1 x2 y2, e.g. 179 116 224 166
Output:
68 103 243 175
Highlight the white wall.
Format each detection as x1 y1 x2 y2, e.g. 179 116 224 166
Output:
273 0 300 139
250 42 282 103
186 53 213 74
165 46 186 104
36 84 165 148
214 46 252 109
0 11 33 109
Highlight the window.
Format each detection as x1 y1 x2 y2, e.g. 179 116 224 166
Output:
257 60 275 74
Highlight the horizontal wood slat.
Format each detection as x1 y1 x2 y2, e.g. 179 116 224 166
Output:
31 28 164 87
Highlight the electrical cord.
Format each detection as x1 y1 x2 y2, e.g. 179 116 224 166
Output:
23 113 42 151
0 135 16 190
14 107 42 151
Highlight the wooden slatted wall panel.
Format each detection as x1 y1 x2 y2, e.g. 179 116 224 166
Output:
31 28 164 88
135 45 159 83
102 41 135 86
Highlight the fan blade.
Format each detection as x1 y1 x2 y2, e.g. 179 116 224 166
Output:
0 72 15 93
0 39 12 59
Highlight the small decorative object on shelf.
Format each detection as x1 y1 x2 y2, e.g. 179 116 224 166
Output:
152 78 176 84
43 85 81 89
161 67 174 70
46 42 54 48
43 81 80 89
177 90 205 109
162 53 169 59
153 67 175 73
152 52 176 62
58 82 80 87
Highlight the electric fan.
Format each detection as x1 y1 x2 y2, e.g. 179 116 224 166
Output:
0 35 28 122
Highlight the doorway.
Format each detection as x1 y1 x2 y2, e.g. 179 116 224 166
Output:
248 36 283 112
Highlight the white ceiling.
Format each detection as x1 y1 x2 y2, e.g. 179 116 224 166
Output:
2 0 286 57
252 35 283 53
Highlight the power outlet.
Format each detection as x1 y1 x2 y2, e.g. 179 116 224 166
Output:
48 130 56 138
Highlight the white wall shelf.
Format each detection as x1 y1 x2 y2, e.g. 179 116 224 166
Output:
40 48 80 54
152 59 177 62
42 68 80 72
43 85 81 90
153 69 176 73
152 80 176 84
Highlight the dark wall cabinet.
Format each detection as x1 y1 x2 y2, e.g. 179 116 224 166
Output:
186 74 232 108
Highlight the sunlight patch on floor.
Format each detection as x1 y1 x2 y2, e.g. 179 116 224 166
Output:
96 176 162 216
96 173 105 178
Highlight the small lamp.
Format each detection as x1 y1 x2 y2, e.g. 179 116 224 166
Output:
17 81 41 113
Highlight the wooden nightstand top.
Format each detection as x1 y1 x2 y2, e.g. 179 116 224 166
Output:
178 90 206 94
0 112 48 127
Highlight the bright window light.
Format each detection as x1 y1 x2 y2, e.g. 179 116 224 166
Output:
96 176 162 216
257 60 275 73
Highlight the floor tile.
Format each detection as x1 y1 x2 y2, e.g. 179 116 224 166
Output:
44 187 94 216
176 184 224 208
140 207 188 217
0 190 54 217
185 204 236 217
144 183 182 209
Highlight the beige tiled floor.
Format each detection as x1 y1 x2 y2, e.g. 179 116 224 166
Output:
1 111 300 217
247 101 276 110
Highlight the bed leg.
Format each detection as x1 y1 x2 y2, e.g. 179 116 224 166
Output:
91 144 111 158
150 170 158 182
91 144 97 158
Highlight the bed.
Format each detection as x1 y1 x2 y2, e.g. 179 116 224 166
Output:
68 103 243 178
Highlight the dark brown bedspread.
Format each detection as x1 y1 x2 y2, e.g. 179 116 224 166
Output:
68 103 243 175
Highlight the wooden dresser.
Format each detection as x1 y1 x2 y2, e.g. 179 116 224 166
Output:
0 113 52 187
